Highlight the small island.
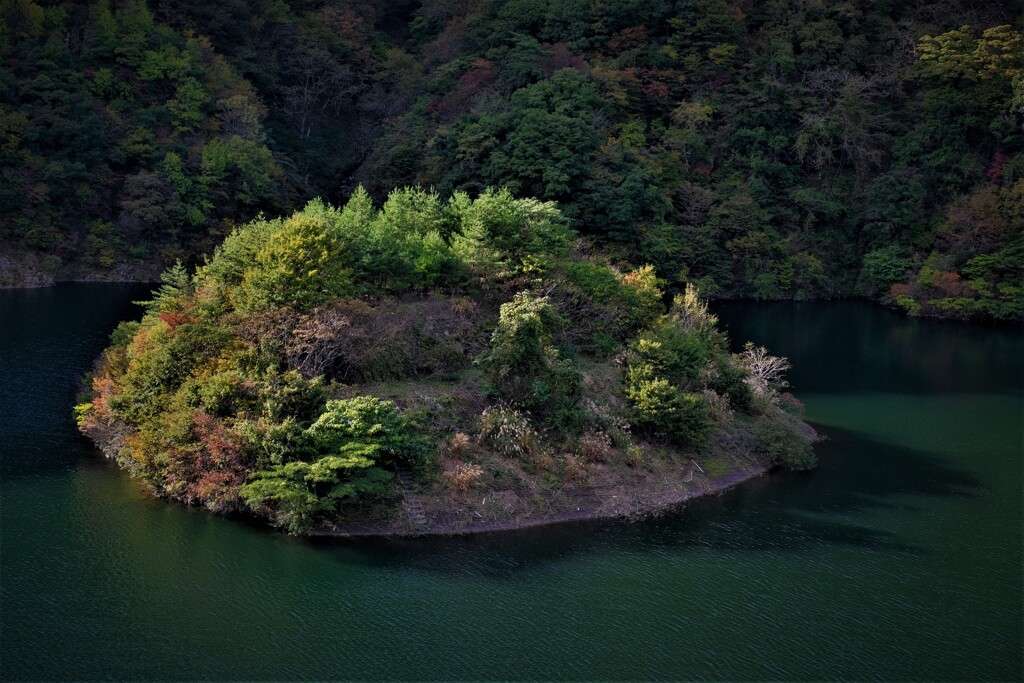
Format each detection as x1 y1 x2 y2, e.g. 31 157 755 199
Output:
77 187 815 536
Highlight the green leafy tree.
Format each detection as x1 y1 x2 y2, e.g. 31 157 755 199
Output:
235 213 353 311
478 291 581 426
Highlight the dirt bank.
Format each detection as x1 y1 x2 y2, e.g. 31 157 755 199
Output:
308 459 771 539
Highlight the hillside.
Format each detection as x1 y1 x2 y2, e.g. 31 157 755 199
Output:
1 0 1021 318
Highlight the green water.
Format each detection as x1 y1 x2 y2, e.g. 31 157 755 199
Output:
1 287 1020 680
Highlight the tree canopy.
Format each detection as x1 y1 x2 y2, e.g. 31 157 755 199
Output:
3 0 1020 318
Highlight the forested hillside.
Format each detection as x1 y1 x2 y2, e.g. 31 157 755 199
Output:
2 0 1021 318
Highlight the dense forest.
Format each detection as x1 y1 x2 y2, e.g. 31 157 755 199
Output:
1 0 1022 318
77 187 813 533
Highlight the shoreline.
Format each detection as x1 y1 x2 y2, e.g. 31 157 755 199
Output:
86 412 786 541
306 461 771 539
0 252 162 289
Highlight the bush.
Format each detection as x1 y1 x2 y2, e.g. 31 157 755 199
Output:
676 392 715 447
240 456 395 533
707 357 754 411
307 396 415 462
630 316 717 386
452 187 571 277
858 246 913 296
620 265 665 331
625 365 681 432
624 363 715 446
194 370 255 416
753 417 816 471
477 291 582 428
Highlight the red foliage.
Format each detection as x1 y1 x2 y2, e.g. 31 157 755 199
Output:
86 377 118 426
430 58 499 121
92 376 116 398
192 411 247 469
987 152 1007 183
423 13 472 68
606 26 648 53
194 470 241 505
457 59 499 92
613 67 681 103
318 6 375 69
161 411 251 507
541 43 587 75
889 283 914 298
938 187 1009 256
159 311 198 329
130 326 151 356
642 80 670 99
724 2 747 21
932 271 966 297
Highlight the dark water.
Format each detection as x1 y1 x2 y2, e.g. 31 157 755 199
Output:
1 288 1021 681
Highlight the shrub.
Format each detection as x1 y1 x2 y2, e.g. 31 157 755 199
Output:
676 392 715 447
625 364 714 446
630 316 717 386
288 297 484 383
555 261 665 353
307 396 415 462
625 444 645 468
478 291 561 396
253 370 328 424
194 370 255 416
239 457 394 533
110 321 233 425
707 356 754 411
440 432 471 460
625 364 681 434
477 291 582 427
753 417 816 471
452 187 571 276
239 462 325 532
739 343 792 403
620 265 665 331
858 246 912 296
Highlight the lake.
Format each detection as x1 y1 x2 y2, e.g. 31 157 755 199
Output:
1 285 1020 680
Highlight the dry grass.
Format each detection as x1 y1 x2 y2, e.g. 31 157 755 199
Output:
563 455 587 484
577 431 613 462
442 462 484 492
440 432 471 460
477 406 540 459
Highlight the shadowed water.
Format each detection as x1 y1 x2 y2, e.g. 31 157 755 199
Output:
1 288 1020 680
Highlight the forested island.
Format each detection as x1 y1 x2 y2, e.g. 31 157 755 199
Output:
2 0 1021 319
77 188 814 534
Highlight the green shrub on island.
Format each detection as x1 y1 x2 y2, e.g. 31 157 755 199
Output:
79 186 815 534
753 417 817 472
476 291 582 432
